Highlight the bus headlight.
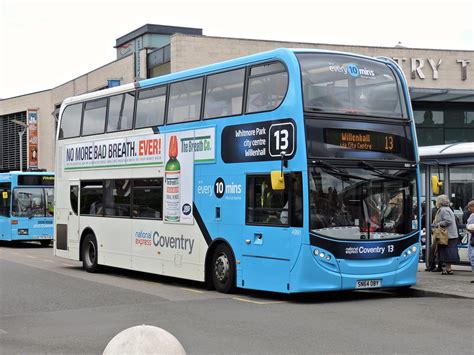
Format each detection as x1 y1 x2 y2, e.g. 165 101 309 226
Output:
411 246 417 253
18 229 29 235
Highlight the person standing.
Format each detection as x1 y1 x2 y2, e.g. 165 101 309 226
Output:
431 195 460 274
464 200 474 283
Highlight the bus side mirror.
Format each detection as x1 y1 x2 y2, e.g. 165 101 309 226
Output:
431 176 443 195
271 171 285 191
2 192 7 199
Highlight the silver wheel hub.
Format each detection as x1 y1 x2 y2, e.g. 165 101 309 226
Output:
87 241 96 264
215 254 229 282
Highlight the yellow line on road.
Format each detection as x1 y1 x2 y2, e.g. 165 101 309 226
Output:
232 297 286 305
180 287 205 294
26 255 37 259
42 259 54 263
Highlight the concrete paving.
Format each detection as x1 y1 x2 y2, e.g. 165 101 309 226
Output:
414 263 474 299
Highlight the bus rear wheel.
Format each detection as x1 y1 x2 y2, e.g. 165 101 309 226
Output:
211 244 235 294
82 233 99 273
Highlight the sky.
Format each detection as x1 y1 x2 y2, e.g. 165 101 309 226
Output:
0 0 473 99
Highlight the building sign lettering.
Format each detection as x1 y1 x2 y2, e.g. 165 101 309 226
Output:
392 57 470 81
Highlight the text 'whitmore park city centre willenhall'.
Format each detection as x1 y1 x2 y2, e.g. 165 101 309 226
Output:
235 127 267 157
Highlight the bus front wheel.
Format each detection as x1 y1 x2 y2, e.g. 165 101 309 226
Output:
40 240 51 247
212 244 235 294
82 233 99 273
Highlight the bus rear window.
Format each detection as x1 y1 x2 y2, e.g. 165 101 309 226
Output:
297 53 407 119
59 103 82 139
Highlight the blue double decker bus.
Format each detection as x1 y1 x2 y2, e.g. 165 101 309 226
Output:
0 172 54 246
54 49 420 293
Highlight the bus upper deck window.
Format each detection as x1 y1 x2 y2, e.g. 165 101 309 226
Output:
82 99 107 136
246 62 288 114
135 86 166 129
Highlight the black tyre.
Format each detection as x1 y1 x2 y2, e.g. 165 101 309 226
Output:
211 243 236 294
40 240 51 247
82 233 99 273
394 285 414 297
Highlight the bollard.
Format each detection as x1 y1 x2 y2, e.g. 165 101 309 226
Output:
103 325 186 355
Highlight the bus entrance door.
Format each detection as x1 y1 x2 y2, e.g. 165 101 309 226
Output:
67 181 79 253
242 225 294 293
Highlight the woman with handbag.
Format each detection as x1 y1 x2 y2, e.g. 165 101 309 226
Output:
431 195 460 275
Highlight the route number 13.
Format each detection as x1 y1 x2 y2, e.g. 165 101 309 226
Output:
269 122 295 157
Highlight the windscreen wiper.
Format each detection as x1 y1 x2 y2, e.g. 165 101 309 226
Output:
359 161 410 181
314 161 368 181
305 106 324 112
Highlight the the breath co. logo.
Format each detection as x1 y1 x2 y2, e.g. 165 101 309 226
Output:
329 63 375 78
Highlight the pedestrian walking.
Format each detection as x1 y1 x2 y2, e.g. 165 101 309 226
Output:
431 195 460 275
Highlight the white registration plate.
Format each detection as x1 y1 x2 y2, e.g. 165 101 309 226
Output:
356 280 381 289
39 236 52 240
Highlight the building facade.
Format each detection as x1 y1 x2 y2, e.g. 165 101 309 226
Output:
1 24 472 172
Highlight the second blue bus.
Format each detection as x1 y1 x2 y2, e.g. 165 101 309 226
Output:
0 172 54 246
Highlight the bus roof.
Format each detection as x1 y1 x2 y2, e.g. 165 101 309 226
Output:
61 48 395 107
419 143 474 164
0 171 54 183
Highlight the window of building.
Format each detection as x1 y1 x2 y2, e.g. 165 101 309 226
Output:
132 178 163 219
107 92 135 132
414 107 474 146
80 181 103 216
135 86 166 129
444 110 474 144
414 109 444 146
246 62 288 114
204 69 245 119
59 103 82 139
82 99 107 136
167 77 203 124
103 179 131 217
246 174 289 226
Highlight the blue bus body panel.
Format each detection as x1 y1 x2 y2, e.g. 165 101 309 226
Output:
0 218 12 241
9 217 54 241
186 49 419 293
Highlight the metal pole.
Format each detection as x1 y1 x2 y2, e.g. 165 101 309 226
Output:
425 165 432 268
18 129 25 172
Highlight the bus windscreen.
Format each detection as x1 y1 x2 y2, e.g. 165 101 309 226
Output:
297 53 407 119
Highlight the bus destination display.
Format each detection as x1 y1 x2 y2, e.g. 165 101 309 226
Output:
324 128 400 153
18 175 55 186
